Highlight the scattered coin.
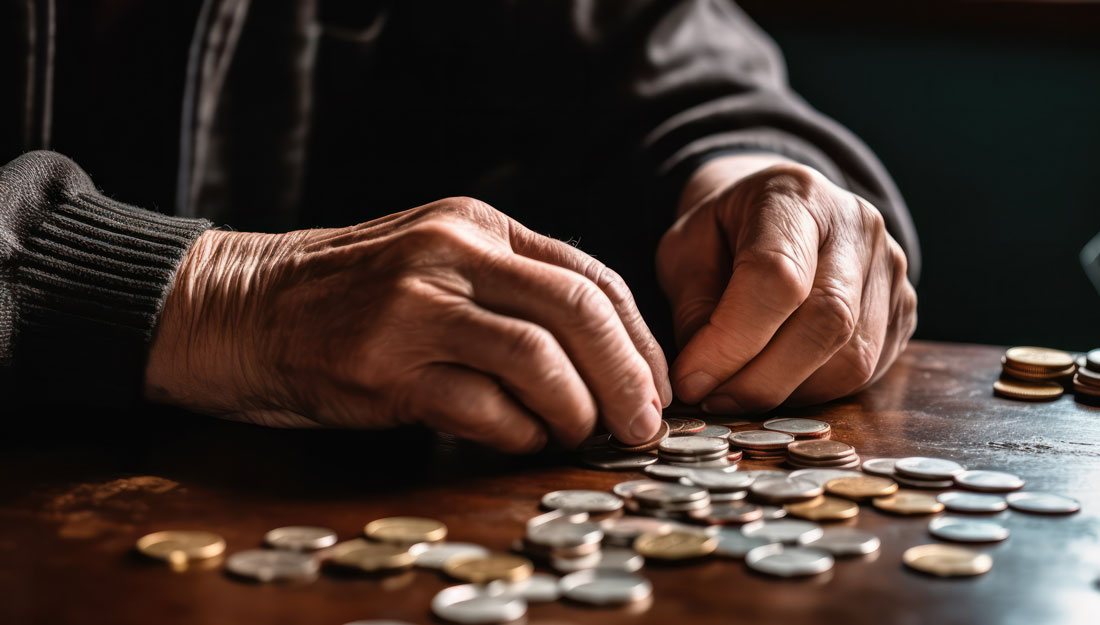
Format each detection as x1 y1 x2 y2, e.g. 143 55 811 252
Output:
1005 492 1081 514
633 482 708 506
328 540 415 572
787 455 862 470
526 509 589 530
613 480 662 500
550 551 603 573
928 517 1009 543
444 553 534 583
872 491 945 515
951 469 1024 492
825 476 898 501
861 458 900 477
495 572 562 602
750 477 823 503
644 464 698 481
992 378 1064 401
787 439 855 461
542 490 624 514
710 527 777 558
700 501 764 524
599 517 677 547
414 542 490 569
136 530 226 566
741 519 823 545
744 544 834 577
762 418 831 438
804 528 880 556
431 584 527 624
554 547 645 574
364 517 447 544
937 492 1008 513
610 420 670 453
759 505 789 520
892 474 955 490
667 458 734 469
526 520 603 553
225 549 319 583
664 417 706 435
264 526 338 552
559 570 653 605
894 457 965 480
729 430 795 450
697 424 732 438
581 449 658 470
684 470 754 492
903 544 992 577
633 530 716 560
788 469 864 487
784 496 860 521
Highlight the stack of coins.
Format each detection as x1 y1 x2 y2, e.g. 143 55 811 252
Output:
994 346 1073 401
786 439 860 470
657 436 732 468
728 430 795 462
762 418 832 440
625 481 712 521
1072 349 1100 403
521 518 604 568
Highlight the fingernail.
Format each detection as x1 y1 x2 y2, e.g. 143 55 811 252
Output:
701 394 740 414
676 371 718 402
630 402 661 442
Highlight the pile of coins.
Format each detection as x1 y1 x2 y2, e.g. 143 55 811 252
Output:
657 435 732 467
787 439 860 469
994 345 1100 403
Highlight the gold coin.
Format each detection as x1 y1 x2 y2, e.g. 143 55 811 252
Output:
872 490 945 515
903 544 992 577
327 539 414 572
784 496 860 521
1001 359 1074 381
443 553 533 583
136 531 226 567
825 476 898 500
992 378 1063 401
364 517 447 544
633 530 717 560
1003 346 1074 372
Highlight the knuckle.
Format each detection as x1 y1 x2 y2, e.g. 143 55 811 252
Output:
802 288 858 352
565 279 617 327
736 249 812 311
507 324 557 364
588 260 633 308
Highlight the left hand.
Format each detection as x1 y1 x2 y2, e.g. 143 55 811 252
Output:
657 155 917 413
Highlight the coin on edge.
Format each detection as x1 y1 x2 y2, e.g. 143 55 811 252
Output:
364 517 447 544
903 544 992 577
136 530 226 567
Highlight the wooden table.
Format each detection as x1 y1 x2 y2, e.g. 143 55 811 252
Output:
3 341 1099 624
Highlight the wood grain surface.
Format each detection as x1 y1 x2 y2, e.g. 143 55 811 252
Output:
2 341 1098 625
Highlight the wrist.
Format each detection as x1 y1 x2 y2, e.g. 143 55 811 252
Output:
677 153 799 218
143 229 297 414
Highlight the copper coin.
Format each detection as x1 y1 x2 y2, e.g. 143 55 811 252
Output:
664 417 706 435
787 454 862 469
1073 376 1100 398
1001 361 1075 382
610 420 669 453
992 378 1063 401
1074 365 1100 386
1003 346 1075 372
729 430 795 450
787 439 855 461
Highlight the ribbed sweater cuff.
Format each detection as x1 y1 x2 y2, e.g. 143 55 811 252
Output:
15 190 212 404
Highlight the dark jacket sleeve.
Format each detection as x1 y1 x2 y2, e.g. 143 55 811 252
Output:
0 151 212 404
516 0 920 280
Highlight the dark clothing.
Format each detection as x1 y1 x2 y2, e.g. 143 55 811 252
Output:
0 0 918 406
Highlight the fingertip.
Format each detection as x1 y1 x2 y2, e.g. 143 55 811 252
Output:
622 400 661 445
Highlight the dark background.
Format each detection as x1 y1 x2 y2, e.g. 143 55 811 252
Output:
739 0 1100 350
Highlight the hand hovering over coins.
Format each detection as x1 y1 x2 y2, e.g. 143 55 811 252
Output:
658 154 918 413
145 197 671 452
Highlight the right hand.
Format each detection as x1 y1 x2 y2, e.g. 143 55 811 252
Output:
145 197 671 453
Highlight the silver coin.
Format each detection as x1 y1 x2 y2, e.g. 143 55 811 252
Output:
225 549 319 583
527 509 589 530
659 436 729 455
741 519 823 544
762 418 830 436
893 474 955 490
542 490 624 513
750 477 823 502
709 490 749 503
633 482 709 505
685 470 754 492
937 491 1008 513
1006 491 1081 514
729 430 796 448
634 496 710 512
697 425 732 438
745 544 834 577
414 542 490 569
954 470 1026 492
703 500 762 522
710 526 777 558
860 457 899 477
555 547 645 573
659 449 730 462
526 520 603 548
739 470 789 481
788 456 863 470
759 505 788 520
666 458 734 469
551 551 603 573
803 528 880 556
431 584 527 624
599 517 678 546
644 464 698 481
928 516 1010 542
787 469 864 487
493 573 561 602
613 480 663 499
581 449 658 470
894 457 966 480
1088 348 1100 371
559 570 652 605
263 526 338 552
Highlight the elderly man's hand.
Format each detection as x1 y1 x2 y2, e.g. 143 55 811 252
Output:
145 197 671 452
657 155 917 413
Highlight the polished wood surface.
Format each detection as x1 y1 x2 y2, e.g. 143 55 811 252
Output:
3 341 1099 624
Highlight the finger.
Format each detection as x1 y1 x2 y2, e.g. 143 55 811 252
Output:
670 202 820 403
438 304 598 447
411 363 548 454
698 222 870 414
862 237 918 386
788 224 894 405
470 255 662 445
508 223 673 407
657 207 731 348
